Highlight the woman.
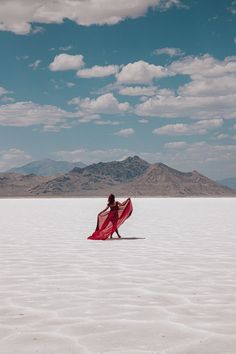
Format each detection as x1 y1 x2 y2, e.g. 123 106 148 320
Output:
88 194 133 240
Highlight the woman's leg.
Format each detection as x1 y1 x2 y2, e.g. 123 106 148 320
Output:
115 229 121 238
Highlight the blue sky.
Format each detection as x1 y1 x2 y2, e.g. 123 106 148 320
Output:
0 0 236 179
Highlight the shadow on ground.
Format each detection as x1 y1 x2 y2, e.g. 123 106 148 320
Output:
106 237 146 241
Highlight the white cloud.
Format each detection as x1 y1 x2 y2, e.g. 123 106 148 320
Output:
95 120 120 125
213 133 230 140
16 55 29 61
77 65 119 78
138 119 149 123
59 45 72 51
178 75 236 97
31 25 44 34
164 141 188 149
69 93 129 115
0 101 77 130
49 54 84 71
1 96 15 103
153 123 189 135
0 95 126 129
114 128 135 137
228 0 236 15
116 60 170 84
54 148 134 164
234 37 236 44
0 148 32 172
118 86 158 96
0 86 14 103
170 54 236 79
66 82 75 88
154 47 185 57
29 59 42 70
0 0 182 35
76 114 101 124
136 55 236 120
153 119 224 136
0 86 10 96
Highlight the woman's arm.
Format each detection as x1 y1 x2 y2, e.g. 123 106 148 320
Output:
99 205 109 215
117 197 130 206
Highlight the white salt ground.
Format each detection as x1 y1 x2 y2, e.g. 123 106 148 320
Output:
0 197 236 354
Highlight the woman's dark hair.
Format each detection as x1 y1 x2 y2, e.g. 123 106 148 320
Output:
108 193 115 205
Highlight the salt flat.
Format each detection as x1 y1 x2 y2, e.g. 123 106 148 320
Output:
0 198 236 354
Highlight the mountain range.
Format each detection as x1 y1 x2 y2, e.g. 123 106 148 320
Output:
217 178 236 190
8 158 86 176
0 156 235 197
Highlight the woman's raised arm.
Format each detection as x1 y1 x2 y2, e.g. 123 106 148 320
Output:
99 205 109 215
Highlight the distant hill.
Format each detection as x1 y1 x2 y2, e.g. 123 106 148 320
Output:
0 173 52 197
1 156 235 197
8 158 86 176
30 156 235 197
217 178 236 190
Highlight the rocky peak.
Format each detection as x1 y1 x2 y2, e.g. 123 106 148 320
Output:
71 155 150 182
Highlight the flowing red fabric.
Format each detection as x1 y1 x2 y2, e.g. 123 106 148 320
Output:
88 198 133 240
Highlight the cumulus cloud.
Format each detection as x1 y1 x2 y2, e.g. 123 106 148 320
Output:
170 54 236 79
0 86 10 96
114 128 135 137
0 148 32 172
0 95 127 129
77 65 119 78
212 133 230 140
0 101 77 130
49 54 84 71
153 123 189 135
116 60 170 84
118 86 158 96
136 55 236 120
153 47 185 57
1 96 15 103
164 141 188 149
94 120 120 125
0 0 182 35
69 93 129 114
178 75 236 97
153 119 224 136
0 86 14 103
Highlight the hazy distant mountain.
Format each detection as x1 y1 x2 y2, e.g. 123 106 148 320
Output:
8 158 86 176
1 156 235 197
217 178 236 190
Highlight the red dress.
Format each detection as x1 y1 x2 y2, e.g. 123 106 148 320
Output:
88 198 133 240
